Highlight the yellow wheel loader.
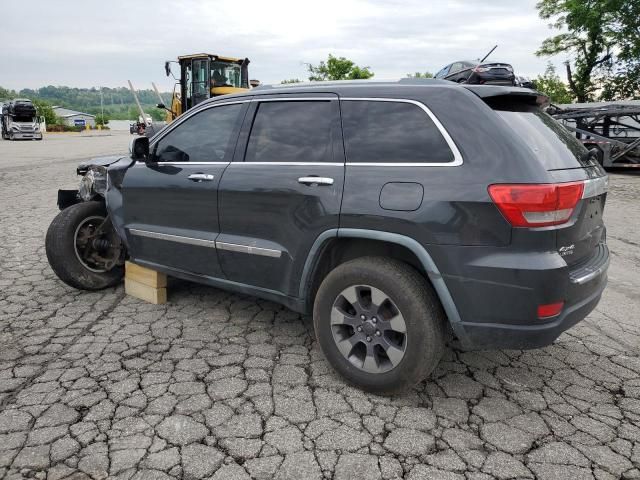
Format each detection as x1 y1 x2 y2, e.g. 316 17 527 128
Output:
161 53 250 122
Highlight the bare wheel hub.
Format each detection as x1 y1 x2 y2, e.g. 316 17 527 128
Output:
74 215 123 273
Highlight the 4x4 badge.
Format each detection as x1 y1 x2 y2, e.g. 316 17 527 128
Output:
559 244 575 256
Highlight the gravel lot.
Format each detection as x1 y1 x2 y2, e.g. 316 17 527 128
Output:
1 132 639 480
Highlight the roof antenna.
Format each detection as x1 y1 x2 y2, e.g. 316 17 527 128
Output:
480 45 498 63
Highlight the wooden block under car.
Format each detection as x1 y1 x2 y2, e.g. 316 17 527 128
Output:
124 262 167 304
125 261 167 288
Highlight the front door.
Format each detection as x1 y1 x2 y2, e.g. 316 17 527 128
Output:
122 99 249 277
217 94 345 297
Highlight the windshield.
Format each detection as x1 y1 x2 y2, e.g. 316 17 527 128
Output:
211 61 242 88
12 115 35 123
494 105 591 170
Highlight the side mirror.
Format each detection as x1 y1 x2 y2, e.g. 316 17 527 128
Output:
157 103 166 110
130 136 150 161
164 61 172 77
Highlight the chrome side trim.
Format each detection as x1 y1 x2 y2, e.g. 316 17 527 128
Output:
129 229 282 257
340 97 463 167
235 162 344 166
134 161 229 166
129 229 216 248
216 241 282 258
582 176 609 199
158 161 228 166
252 97 336 102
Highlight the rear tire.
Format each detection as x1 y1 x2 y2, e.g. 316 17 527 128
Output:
313 257 446 394
46 201 124 290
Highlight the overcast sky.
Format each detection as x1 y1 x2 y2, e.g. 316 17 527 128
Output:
0 0 569 91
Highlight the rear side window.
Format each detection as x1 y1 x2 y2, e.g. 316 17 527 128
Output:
341 100 455 164
493 104 590 170
245 101 334 163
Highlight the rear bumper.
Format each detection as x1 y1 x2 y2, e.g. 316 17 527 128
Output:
456 273 606 349
436 243 609 350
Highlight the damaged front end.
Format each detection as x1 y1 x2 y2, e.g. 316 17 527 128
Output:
55 155 135 276
57 155 128 210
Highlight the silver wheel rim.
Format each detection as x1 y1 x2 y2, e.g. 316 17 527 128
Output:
330 284 408 374
74 215 108 273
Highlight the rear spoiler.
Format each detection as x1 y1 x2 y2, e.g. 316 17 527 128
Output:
463 85 549 108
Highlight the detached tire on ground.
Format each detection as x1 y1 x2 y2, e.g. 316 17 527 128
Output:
313 256 446 394
46 201 124 290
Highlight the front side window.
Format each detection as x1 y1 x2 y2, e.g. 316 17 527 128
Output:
153 103 243 163
245 101 334 163
341 100 455 164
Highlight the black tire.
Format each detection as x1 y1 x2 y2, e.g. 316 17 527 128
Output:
45 201 124 290
313 257 446 394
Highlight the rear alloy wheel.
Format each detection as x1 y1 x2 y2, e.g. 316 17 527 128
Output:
330 284 408 374
314 257 446 393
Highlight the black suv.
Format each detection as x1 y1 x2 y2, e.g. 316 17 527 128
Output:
46 80 609 393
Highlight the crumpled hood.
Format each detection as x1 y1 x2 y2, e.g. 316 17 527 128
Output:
77 155 132 175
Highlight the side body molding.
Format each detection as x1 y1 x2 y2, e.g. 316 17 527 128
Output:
299 228 465 338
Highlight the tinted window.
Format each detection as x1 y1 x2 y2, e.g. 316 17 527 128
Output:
341 101 455 164
153 103 242 162
435 65 450 78
245 101 334 163
449 62 464 74
494 104 591 170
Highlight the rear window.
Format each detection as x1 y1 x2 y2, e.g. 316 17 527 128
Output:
493 103 590 170
341 100 454 164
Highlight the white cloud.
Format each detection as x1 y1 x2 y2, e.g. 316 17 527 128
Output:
0 0 570 90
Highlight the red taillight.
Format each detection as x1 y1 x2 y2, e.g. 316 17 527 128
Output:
488 182 584 227
537 301 564 319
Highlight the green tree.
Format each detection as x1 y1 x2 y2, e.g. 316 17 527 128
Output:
532 64 574 104
407 72 434 78
95 113 110 126
0 86 17 101
307 55 374 81
599 0 640 99
535 0 640 102
30 99 58 125
148 108 164 122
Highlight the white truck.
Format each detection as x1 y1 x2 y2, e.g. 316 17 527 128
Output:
1 99 43 140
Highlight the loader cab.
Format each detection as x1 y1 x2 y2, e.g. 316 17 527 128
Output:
175 54 250 115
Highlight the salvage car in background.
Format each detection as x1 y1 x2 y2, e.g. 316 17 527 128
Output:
435 60 516 85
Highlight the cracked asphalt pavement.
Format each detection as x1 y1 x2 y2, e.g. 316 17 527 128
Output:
1 132 639 480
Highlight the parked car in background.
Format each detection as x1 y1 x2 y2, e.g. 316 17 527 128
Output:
516 75 535 89
435 60 516 85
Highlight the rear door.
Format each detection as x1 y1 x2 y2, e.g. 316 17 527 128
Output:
217 94 345 296
122 99 249 277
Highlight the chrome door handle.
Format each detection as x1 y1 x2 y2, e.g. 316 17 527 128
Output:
188 173 215 182
298 176 334 186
